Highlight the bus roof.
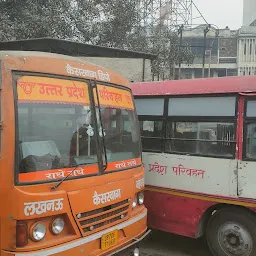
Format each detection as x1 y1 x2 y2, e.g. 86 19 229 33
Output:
0 50 80 61
0 50 130 86
131 76 256 96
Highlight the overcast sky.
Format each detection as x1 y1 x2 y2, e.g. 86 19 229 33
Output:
193 0 243 29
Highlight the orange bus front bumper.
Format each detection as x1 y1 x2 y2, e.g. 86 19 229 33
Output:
2 210 149 256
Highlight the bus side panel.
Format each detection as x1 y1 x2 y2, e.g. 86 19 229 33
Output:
143 151 238 238
145 188 216 238
238 161 256 199
143 152 238 198
0 60 2 253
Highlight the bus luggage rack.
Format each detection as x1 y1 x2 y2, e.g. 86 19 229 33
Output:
76 199 130 234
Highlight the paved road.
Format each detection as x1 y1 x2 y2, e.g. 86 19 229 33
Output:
140 230 212 256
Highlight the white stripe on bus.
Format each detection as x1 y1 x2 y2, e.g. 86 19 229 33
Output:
15 210 147 256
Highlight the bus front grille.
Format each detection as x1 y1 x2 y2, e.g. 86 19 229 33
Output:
77 199 130 234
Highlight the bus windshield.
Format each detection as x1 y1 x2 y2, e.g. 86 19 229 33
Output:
97 106 140 164
18 103 98 171
16 76 140 183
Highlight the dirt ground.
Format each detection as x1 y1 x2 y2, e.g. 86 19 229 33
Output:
140 230 212 256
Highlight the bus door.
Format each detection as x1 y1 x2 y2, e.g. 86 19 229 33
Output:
238 95 256 199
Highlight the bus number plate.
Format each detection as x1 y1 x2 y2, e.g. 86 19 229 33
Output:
101 230 118 250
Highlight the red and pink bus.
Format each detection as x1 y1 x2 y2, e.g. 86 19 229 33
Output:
131 76 256 256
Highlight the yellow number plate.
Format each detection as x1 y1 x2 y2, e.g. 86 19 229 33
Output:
101 230 118 250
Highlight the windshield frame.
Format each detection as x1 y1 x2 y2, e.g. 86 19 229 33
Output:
14 72 103 185
14 72 142 186
94 81 142 175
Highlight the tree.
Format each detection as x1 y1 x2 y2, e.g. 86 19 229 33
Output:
0 12 13 41
150 31 194 80
71 0 140 47
127 24 194 80
0 0 194 80
0 0 75 40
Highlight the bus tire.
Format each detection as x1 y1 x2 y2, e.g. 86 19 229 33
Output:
206 207 256 256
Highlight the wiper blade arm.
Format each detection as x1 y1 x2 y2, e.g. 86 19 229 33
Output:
94 85 108 172
51 163 87 190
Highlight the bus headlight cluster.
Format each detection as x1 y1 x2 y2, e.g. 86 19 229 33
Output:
29 217 65 242
132 191 144 208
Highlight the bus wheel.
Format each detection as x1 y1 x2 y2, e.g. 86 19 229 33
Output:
206 208 256 256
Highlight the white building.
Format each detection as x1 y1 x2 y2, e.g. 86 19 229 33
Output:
237 26 256 76
171 0 256 80
175 26 238 79
243 0 256 26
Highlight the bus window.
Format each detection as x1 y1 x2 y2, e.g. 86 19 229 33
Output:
246 123 256 159
245 100 256 160
135 98 164 116
165 96 237 157
139 120 163 151
168 96 236 117
165 121 236 157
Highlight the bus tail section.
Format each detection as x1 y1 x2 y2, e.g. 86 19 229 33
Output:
131 76 256 256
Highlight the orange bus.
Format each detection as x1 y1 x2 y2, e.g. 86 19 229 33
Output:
131 76 256 256
0 50 149 256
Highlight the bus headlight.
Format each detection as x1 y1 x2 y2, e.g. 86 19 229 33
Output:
30 222 46 241
132 196 138 208
51 217 65 235
138 191 144 205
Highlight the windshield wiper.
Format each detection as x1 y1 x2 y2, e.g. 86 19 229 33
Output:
51 163 86 190
94 84 108 172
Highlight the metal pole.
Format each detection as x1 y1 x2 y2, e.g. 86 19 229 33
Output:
142 58 145 81
169 61 172 80
208 50 211 77
202 25 210 78
76 124 79 157
151 59 155 81
169 35 172 79
178 25 184 80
